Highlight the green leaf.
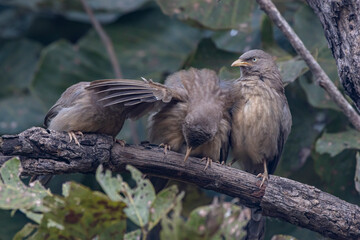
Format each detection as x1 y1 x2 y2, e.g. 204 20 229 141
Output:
13 223 37 240
186 38 239 72
34 182 127 239
124 229 141 240
293 5 327 52
315 129 360 157
148 185 180 230
0 95 45 135
31 9 202 109
293 5 340 101
161 198 247 240
21 210 43 224
0 39 42 96
160 191 185 239
4 0 150 22
211 9 263 52
96 165 156 227
0 40 44 134
278 58 308 85
313 150 358 202
31 40 111 108
0 158 50 212
156 0 256 30
299 75 339 111
0 9 34 38
271 235 299 240
78 9 202 79
316 46 339 83
218 66 238 81
276 82 324 175
355 152 360 195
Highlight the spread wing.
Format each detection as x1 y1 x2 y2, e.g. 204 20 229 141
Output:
85 78 187 108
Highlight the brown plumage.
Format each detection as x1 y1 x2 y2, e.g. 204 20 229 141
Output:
88 68 231 166
35 79 161 184
148 68 231 165
230 49 292 240
44 80 161 144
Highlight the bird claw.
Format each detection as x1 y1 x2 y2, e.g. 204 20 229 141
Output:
68 131 83 146
115 139 126 147
256 172 268 188
159 143 171 154
201 157 213 170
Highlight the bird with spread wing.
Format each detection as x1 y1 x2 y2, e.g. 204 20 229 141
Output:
87 68 232 168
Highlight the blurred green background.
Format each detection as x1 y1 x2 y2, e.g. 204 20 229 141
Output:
0 0 359 239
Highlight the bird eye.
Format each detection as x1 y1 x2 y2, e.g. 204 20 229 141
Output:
252 58 257 62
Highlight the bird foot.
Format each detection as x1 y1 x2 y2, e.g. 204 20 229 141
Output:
68 131 83 146
159 143 171 155
256 172 269 188
201 157 213 170
115 139 126 147
220 161 231 166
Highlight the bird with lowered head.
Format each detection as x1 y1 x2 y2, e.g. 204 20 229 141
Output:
89 68 232 168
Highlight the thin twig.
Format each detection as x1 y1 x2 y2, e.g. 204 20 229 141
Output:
79 0 140 144
80 0 122 78
256 0 360 131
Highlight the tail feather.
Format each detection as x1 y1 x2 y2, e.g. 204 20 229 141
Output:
245 207 265 240
30 175 53 186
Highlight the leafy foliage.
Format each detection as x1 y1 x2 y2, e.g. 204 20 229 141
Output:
161 198 248 240
31 9 203 108
156 0 255 30
0 158 50 213
315 130 360 157
96 165 181 232
0 40 45 134
0 158 247 239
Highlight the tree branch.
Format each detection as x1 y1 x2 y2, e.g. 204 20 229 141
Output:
256 0 360 131
1 127 359 240
305 0 360 111
79 0 140 144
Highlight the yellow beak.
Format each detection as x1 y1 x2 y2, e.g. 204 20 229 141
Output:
184 146 192 163
231 59 251 67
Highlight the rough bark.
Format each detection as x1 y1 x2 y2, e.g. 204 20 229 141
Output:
305 0 360 111
0 127 359 239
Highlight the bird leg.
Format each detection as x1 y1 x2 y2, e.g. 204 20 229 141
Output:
184 146 192 163
256 160 269 188
201 157 213 170
115 139 126 147
159 143 171 154
68 131 83 146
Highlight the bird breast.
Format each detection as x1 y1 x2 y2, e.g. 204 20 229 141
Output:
231 80 283 165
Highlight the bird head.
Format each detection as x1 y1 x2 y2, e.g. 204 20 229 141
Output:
182 113 219 162
231 49 278 78
231 49 284 92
